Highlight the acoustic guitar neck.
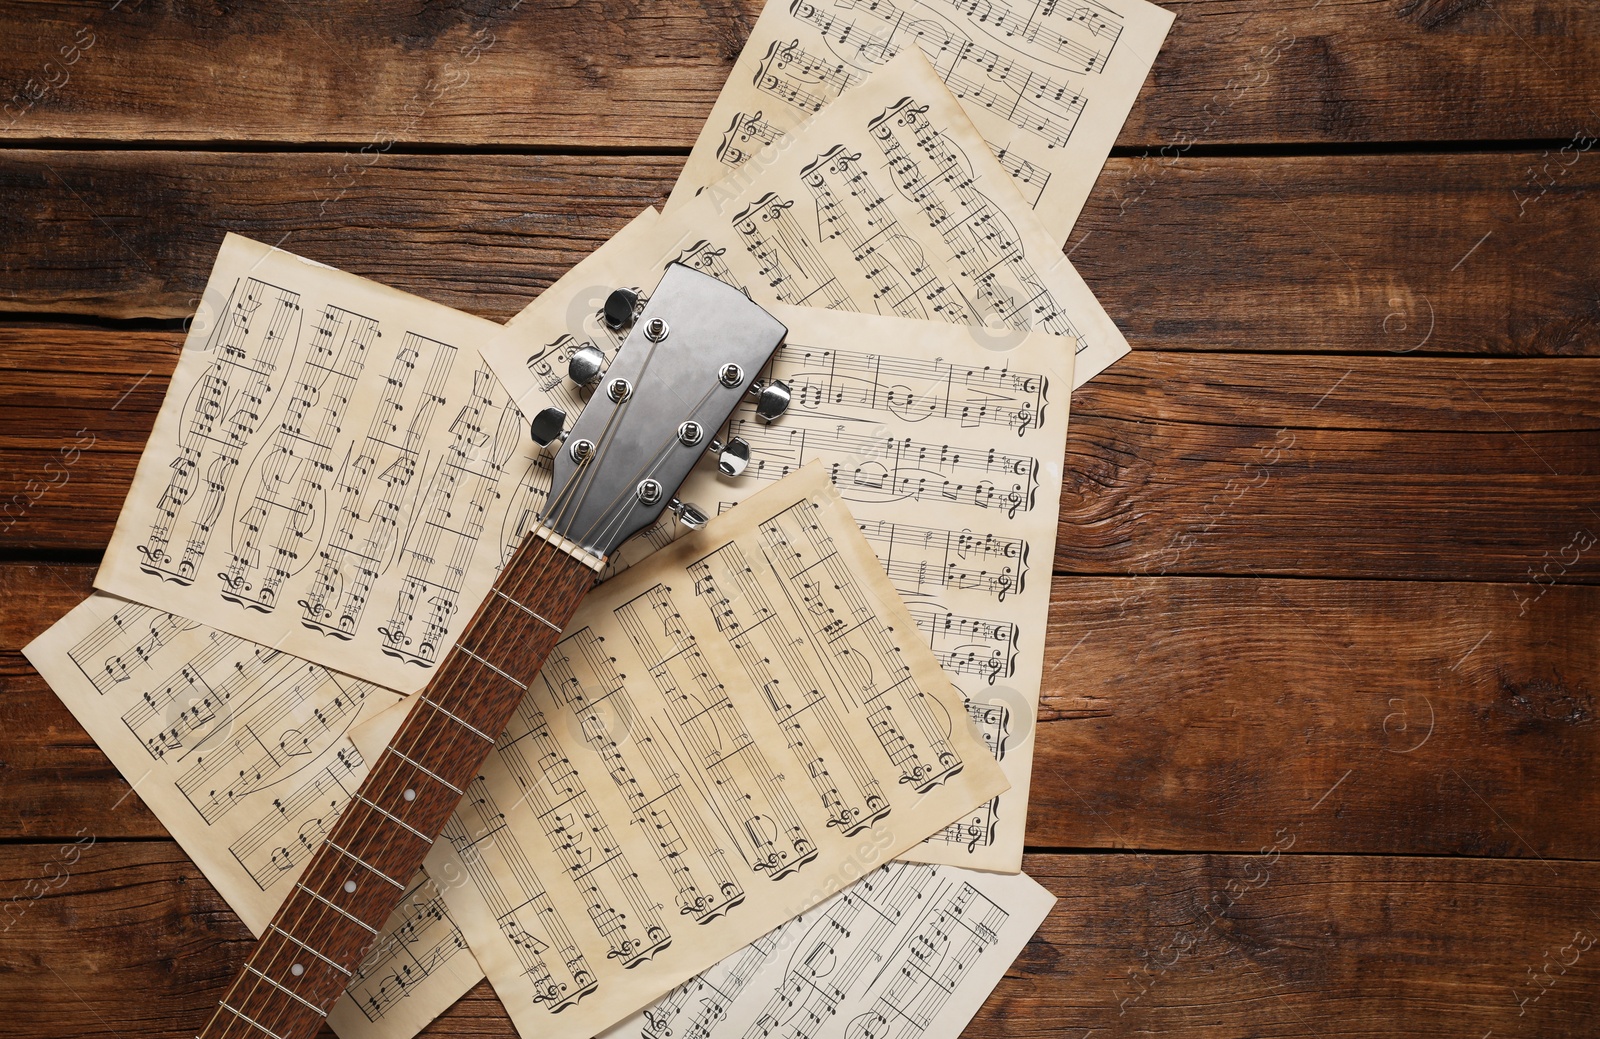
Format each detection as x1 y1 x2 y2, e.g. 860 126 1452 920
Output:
196 527 598 1039
194 260 789 1039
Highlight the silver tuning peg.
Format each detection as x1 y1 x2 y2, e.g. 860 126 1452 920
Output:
530 406 568 447
567 344 605 386
708 436 750 477
668 499 709 530
750 379 791 422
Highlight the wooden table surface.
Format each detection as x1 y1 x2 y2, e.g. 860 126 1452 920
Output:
3 2 1599 1037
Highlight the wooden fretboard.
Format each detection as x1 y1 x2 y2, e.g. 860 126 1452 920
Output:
196 528 599 1039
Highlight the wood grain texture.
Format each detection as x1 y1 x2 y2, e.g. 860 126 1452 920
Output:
0 151 675 320
1079 152 1600 359
4 149 1598 365
7 565 1596 859
1061 352 1600 580
4 2 1599 1033
2 844 1595 1039
3 329 1594 582
3 1 1598 147
1029 576 1600 858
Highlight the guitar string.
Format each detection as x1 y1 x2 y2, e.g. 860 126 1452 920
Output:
206 308 758 1036
204 393 608 1037
204 521 566 1037
208 290 680 1032
584 381 731 557
211 410 752 1038
209 358 665 1037
576 379 725 559
559 298 781 557
544 313 675 538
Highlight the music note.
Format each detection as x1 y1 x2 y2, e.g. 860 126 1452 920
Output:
611 861 1056 1039
97 234 536 698
419 467 1006 1039
715 109 786 168
671 0 1173 249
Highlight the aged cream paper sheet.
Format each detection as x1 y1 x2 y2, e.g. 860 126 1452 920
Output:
604 862 1056 1039
565 52 1124 386
480 206 1071 873
671 0 1174 245
56 236 528 1037
422 465 1008 1039
95 234 554 694
22 595 479 1039
23 593 403 934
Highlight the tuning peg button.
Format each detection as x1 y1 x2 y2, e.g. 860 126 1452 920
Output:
709 436 750 477
603 288 640 331
567 344 605 386
530 406 568 447
750 379 791 422
669 499 709 530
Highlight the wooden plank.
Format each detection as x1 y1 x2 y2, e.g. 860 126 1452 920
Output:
0 330 169 556
3 150 1598 366
1002 852 1600 1039
1 843 1595 1038
1 330 1594 581
2 1 1597 147
1079 152 1600 358
0 151 674 321
1061 351 1600 581
0 564 162 840
1029 576 1600 858
0 562 90 650
0 0 757 149
0 654 163 840
9 564 1598 859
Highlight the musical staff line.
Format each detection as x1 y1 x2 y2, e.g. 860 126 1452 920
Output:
728 417 1040 518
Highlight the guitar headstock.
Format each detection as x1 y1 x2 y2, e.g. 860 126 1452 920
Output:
531 263 789 561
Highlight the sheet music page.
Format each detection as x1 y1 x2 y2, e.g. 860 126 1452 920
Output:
479 204 1072 873
94 234 555 694
22 594 480 1039
23 593 404 934
671 0 1174 245
695 305 1064 872
421 465 1009 1039
604 862 1056 1039
558 50 1124 386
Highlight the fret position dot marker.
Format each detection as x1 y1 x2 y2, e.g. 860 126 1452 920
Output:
290 963 304 977
344 880 357 893
403 788 416 801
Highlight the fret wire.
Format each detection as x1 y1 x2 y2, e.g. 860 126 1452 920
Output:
352 793 433 844
492 586 563 632
216 533 579 1037
294 882 379 936
457 645 523 687
244 965 328 1017
349 534 544 932
267 925 352 978
312 531 556 954
323 837 406 890
228 534 537 1037
388 747 464 794
420 695 495 744
218 1001 287 1039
